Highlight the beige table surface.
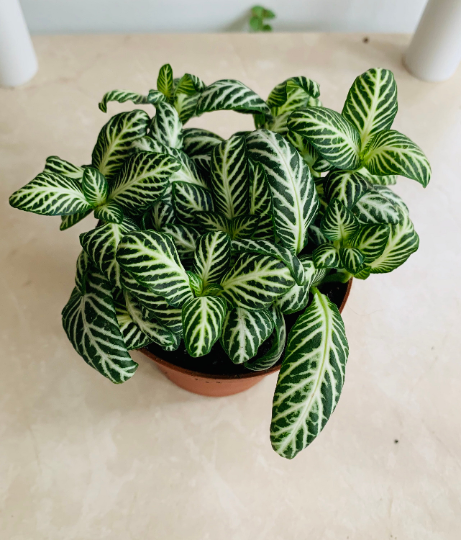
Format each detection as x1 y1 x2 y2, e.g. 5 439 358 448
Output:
1 33 460 539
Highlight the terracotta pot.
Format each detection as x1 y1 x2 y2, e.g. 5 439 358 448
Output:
140 280 352 397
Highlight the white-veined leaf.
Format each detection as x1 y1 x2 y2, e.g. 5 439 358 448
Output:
321 199 359 241
60 210 92 231
352 190 400 224
323 170 370 208
98 90 157 113
247 129 318 254
44 156 84 180
162 223 200 257
312 243 340 269
221 307 274 364
172 181 214 225
62 270 138 384
183 128 224 157
142 197 176 231
369 210 419 273
271 289 348 458
194 210 229 234
113 290 153 351
174 92 200 124
362 130 431 187
274 255 319 314
150 101 183 149
339 247 364 274
116 230 193 307
131 135 172 155
82 167 108 207
75 250 91 294
192 231 231 286
342 68 398 147
267 76 320 109
196 79 270 115
286 131 321 177
157 63 174 101
108 151 180 215
182 296 227 357
351 224 390 263
94 201 124 224
356 166 397 186
230 214 260 240
354 266 372 280
308 223 331 246
373 185 409 215
210 134 250 219
80 218 139 288
248 160 274 240
187 271 204 296
168 148 207 188
92 110 150 183
220 253 295 310
245 305 286 371
10 172 92 216
287 107 361 170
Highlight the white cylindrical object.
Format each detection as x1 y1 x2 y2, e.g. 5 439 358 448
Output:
405 0 461 82
0 0 38 87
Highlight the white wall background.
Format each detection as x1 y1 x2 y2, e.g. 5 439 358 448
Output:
21 0 427 34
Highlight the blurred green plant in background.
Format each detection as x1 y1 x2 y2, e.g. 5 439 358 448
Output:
249 5 276 32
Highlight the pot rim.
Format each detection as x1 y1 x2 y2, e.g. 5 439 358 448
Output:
140 279 353 381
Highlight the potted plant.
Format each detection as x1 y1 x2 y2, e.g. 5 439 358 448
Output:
9 64 430 459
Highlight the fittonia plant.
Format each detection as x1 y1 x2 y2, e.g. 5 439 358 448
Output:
9 65 430 458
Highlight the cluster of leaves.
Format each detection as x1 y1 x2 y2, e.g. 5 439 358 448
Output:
9 64 430 458
249 5 276 32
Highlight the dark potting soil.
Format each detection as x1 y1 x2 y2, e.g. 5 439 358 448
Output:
145 280 349 376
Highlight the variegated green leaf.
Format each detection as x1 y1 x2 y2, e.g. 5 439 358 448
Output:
80 218 139 288
287 107 361 170
194 210 229 234
244 306 286 371
202 283 223 296
92 110 150 183
175 73 205 95
82 167 108 207
321 199 359 241
174 92 200 124
342 68 398 146
351 224 390 263
172 181 214 224
267 76 320 108
9 172 92 216
94 201 124 224
220 253 295 310
369 211 419 273
354 266 372 280
362 130 431 187
248 160 274 240
150 101 183 149
286 131 321 177
183 128 224 157
114 291 153 350
162 223 200 257
373 185 409 215
182 296 227 357
98 90 155 113
308 223 331 246
75 250 91 294
62 270 138 384
157 63 174 101
352 190 400 224
247 129 318 254
60 210 92 231
356 166 397 186
169 148 207 188
120 271 183 333
196 79 270 115
230 214 260 240
44 156 84 180
108 151 179 215
323 170 370 208
312 243 340 269
340 247 364 274
142 197 176 231
192 231 231 286
210 134 249 219
116 230 193 307
131 135 172 155
232 238 308 286
187 271 204 296
221 306 274 364
274 255 319 314
271 289 348 458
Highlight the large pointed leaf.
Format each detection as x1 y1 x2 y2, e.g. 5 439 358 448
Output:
286 131 321 177
373 185 409 215
244 306 286 371
342 68 398 146
92 110 150 183
157 63 174 101
196 80 270 115
287 107 361 170
94 201 124 224
355 166 397 186
80 218 139 288
62 270 138 384
174 92 200 124
248 160 274 240
60 210 92 231
352 190 400 224
221 307 274 364
9 172 92 216
192 231 231 286
369 211 419 273
339 247 364 274
150 102 183 149
182 296 227 357
351 224 390 263
229 214 260 240
210 134 250 219
108 151 179 215
247 129 318 254
220 253 295 310
82 167 108 207
194 211 229 235
271 289 349 458
323 170 370 208
362 130 431 187
162 223 200 258
44 156 84 180
172 181 214 224
98 90 160 113
321 199 360 241
267 76 320 109
168 148 207 188
116 230 193 307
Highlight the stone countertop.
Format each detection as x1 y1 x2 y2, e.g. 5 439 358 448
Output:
1 33 460 539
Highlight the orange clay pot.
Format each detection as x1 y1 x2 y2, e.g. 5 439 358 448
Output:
140 280 352 397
